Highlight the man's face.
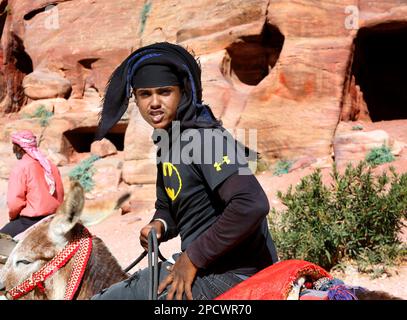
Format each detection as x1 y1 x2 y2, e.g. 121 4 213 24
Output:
12 144 24 160
134 86 181 130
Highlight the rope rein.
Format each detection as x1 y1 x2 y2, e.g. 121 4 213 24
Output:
148 228 159 300
124 229 167 300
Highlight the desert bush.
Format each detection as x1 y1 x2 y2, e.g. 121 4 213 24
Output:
269 161 407 272
140 1 152 34
68 155 100 192
352 125 364 131
21 105 54 127
273 159 293 176
365 144 395 166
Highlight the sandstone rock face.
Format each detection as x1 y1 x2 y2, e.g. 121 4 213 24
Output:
22 68 72 100
90 138 117 158
90 157 123 196
124 103 155 162
238 36 351 160
232 0 361 161
1 0 142 106
122 159 157 185
0 142 17 180
45 148 69 167
123 103 157 182
288 156 317 173
0 119 45 143
0 0 406 188
341 75 371 121
141 0 269 54
333 121 398 167
40 117 79 159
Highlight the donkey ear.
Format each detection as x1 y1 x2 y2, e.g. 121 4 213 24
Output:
50 180 85 242
80 192 131 227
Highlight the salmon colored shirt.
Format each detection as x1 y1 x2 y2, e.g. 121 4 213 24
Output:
7 154 64 220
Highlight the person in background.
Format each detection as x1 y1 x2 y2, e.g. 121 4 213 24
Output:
0 130 64 238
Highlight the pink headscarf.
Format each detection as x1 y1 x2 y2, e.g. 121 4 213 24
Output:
11 130 56 195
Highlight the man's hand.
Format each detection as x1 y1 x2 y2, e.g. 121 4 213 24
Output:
158 252 198 300
139 220 165 250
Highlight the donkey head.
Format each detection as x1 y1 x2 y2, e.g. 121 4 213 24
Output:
0 180 129 300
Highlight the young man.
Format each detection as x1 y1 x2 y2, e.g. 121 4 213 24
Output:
93 42 278 300
0 130 64 238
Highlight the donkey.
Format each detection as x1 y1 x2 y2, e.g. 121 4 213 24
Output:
0 180 130 300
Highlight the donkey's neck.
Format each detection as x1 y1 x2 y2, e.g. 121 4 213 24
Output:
76 237 128 299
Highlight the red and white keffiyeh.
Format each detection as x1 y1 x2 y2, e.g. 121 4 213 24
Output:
11 130 56 195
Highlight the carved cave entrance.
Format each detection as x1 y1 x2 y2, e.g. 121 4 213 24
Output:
63 123 127 161
224 23 285 86
351 22 407 122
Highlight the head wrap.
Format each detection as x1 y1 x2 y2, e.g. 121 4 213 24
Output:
131 64 181 89
95 42 221 140
95 42 258 161
11 130 56 195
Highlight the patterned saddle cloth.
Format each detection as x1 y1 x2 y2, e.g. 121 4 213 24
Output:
216 259 366 300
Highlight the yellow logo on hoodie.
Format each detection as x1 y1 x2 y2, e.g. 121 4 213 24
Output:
163 162 182 201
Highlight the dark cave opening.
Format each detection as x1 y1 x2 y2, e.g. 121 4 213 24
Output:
352 22 407 122
0 2 8 39
78 58 99 70
12 35 34 75
63 123 127 155
225 23 285 86
3 34 34 112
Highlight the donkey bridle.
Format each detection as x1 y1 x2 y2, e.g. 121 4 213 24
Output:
5 227 93 300
5 228 166 300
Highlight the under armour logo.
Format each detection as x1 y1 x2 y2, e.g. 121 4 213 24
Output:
214 156 231 171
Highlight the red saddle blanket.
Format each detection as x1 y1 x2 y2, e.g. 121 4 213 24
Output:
216 259 332 300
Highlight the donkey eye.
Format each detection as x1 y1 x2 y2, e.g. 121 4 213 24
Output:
16 259 32 265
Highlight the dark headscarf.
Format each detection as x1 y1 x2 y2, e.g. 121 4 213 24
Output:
131 64 181 88
95 42 221 140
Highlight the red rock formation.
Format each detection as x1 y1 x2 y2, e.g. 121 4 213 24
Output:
1 0 142 109
0 0 405 187
341 75 371 121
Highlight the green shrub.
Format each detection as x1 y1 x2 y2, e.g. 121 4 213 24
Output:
68 155 100 192
269 161 407 272
365 144 395 167
21 105 54 127
273 160 293 176
352 125 363 131
140 1 152 34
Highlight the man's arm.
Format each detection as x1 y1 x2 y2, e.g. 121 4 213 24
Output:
151 209 178 242
7 166 27 220
185 173 270 269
